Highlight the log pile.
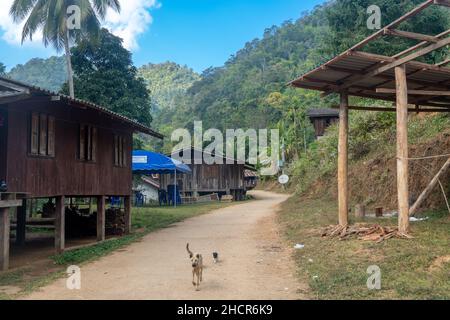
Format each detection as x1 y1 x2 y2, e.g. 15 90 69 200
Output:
321 224 413 242
105 208 125 236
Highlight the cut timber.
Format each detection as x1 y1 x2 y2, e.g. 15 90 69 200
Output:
338 93 349 227
55 196 65 254
321 224 413 242
396 65 410 235
410 158 450 216
97 196 105 242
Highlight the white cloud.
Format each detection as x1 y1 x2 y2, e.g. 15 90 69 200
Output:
0 0 159 50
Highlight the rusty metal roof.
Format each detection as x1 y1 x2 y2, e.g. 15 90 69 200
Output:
290 51 450 109
0 76 163 138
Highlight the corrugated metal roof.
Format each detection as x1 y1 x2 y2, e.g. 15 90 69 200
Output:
0 76 163 138
307 108 340 118
290 51 450 109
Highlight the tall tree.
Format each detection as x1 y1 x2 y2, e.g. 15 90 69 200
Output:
0 62 5 76
9 0 121 98
62 28 152 126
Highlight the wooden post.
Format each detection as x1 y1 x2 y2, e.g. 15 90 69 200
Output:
0 194 12 271
124 196 132 234
395 65 410 235
338 92 349 227
16 199 27 246
97 196 105 242
55 196 65 254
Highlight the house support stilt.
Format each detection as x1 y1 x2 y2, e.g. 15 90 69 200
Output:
97 196 106 242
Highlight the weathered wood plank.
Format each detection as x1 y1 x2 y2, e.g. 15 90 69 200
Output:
55 196 65 254
384 29 439 43
124 196 132 234
338 93 349 227
0 200 22 208
97 196 105 242
377 88 450 96
396 65 410 235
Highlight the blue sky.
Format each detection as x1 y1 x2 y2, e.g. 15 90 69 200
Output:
0 0 326 73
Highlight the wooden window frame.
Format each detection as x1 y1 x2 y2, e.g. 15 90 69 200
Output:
29 112 55 158
79 124 97 163
114 134 127 168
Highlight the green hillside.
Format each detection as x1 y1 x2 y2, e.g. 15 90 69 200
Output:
7 56 67 92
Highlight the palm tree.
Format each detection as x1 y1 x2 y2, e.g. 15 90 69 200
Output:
10 0 121 98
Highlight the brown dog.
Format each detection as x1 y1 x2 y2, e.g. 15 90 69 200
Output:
186 243 203 291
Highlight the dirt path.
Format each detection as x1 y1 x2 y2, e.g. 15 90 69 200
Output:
24 191 307 300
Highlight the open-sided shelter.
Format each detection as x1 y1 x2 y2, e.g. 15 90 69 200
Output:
290 0 450 235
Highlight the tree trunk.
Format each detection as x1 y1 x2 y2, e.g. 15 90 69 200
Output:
64 31 75 98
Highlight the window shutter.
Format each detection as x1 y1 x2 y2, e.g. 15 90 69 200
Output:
39 114 48 156
47 116 55 157
122 136 127 167
114 135 119 166
79 125 86 160
30 113 39 154
118 136 123 167
91 127 97 162
87 126 92 161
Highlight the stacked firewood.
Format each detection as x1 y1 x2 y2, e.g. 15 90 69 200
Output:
105 208 125 236
321 224 413 243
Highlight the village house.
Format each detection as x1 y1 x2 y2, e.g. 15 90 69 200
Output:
307 108 340 139
0 76 162 271
159 148 257 201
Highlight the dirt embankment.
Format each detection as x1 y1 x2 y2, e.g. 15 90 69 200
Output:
304 131 450 212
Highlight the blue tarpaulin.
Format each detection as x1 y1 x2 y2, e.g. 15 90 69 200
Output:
132 150 191 207
132 150 192 174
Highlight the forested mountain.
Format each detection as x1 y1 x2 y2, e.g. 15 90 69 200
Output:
7 56 67 92
4 0 449 157
155 0 449 157
138 62 200 113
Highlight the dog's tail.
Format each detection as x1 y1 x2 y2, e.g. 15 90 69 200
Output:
186 243 193 258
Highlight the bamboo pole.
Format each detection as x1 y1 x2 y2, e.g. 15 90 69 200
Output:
395 65 410 235
338 92 349 227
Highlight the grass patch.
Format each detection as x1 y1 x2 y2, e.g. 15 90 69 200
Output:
0 201 237 300
279 196 450 300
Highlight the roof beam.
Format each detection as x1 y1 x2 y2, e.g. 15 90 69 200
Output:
393 29 450 58
331 105 450 112
329 39 450 92
384 29 439 43
376 88 450 96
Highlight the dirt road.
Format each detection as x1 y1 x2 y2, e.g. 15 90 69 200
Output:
24 191 307 300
